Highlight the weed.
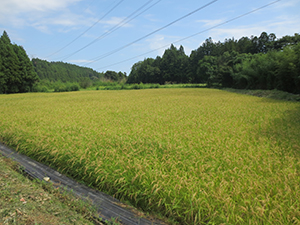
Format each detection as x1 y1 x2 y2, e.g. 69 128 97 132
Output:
0 156 99 224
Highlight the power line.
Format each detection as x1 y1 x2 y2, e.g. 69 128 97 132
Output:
95 0 282 71
46 0 125 58
33 0 98 51
61 0 161 61
78 0 218 65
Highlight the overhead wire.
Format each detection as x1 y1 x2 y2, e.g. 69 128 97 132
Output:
78 0 218 65
46 0 125 58
79 0 161 65
60 0 161 61
33 0 98 51
95 0 282 71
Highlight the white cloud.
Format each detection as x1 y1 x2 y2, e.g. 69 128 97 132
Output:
31 12 95 31
196 19 225 27
68 59 94 63
33 24 51 34
145 34 186 56
266 16 300 37
146 35 171 56
0 0 83 29
0 0 80 14
207 15 300 42
143 14 161 23
274 0 300 9
209 27 263 41
99 17 133 28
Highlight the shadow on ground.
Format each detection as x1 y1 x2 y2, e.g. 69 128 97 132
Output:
260 99 300 158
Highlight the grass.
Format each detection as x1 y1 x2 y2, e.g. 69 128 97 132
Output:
0 155 102 224
0 88 299 224
92 83 206 91
36 81 207 92
223 88 300 102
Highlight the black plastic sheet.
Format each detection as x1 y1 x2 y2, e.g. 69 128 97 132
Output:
0 143 165 225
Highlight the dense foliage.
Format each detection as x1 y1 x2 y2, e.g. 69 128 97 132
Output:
0 31 39 94
32 58 103 83
127 32 300 93
31 59 128 91
2 29 299 94
32 58 127 89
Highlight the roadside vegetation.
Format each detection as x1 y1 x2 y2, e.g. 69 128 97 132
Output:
0 88 299 224
0 155 102 224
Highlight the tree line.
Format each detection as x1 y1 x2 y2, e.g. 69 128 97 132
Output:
0 31 38 94
32 58 126 90
0 30 127 93
1 30 299 94
127 32 300 94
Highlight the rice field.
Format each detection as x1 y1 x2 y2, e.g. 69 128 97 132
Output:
0 88 300 224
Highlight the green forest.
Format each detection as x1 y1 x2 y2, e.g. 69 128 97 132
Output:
32 58 126 88
128 32 300 94
1 30 300 94
0 31 38 94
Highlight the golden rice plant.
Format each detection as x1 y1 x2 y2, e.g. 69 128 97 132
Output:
0 89 299 224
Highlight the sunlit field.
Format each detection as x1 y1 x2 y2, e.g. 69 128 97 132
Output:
0 89 299 224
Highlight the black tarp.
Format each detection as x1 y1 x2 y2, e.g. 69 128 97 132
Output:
0 143 165 225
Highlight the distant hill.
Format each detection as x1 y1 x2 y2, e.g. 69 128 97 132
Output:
32 58 104 83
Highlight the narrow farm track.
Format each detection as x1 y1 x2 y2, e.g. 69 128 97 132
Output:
0 143 166 225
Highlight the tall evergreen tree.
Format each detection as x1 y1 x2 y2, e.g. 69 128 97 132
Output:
0 31 38 93
0 50 6 93
0 31 21 93
14 45 39 92
160 44 189 83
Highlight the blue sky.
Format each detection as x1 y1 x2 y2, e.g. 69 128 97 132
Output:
0 0 299 75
